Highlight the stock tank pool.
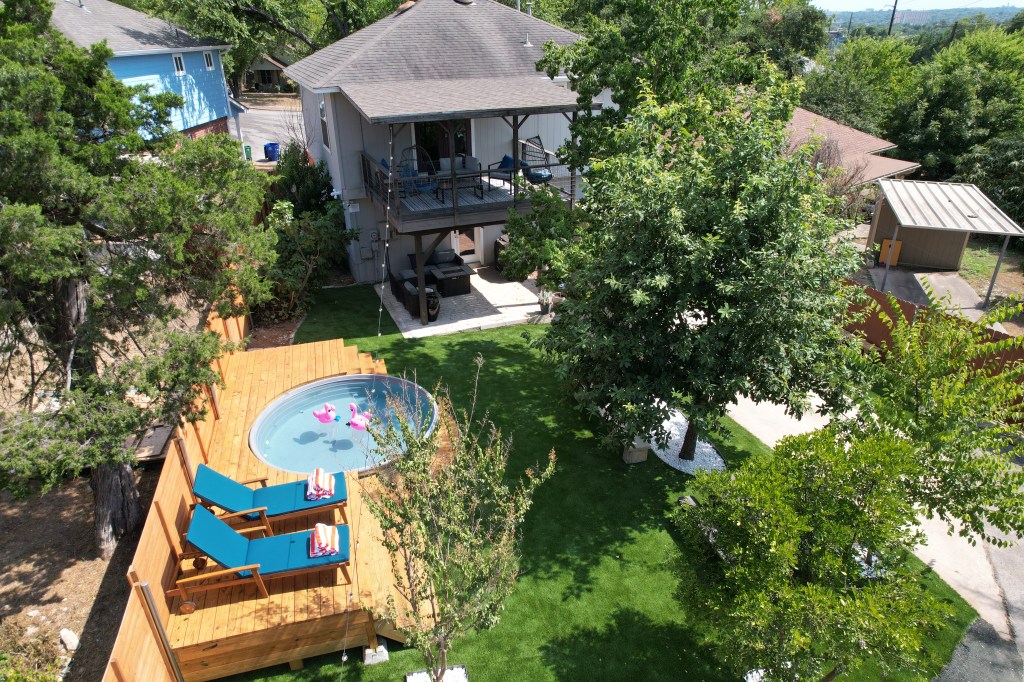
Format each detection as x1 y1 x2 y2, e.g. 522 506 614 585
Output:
248 374 438 475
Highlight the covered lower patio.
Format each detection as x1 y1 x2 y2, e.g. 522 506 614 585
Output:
379 264 547 338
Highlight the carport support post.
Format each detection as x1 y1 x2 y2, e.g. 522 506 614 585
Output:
984 235 1012 308
415 234 428 325
880 224 900 293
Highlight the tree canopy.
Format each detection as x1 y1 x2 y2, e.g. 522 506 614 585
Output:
511 72 860 458
0 0 275 555
676 426 949 680
365 364 555 682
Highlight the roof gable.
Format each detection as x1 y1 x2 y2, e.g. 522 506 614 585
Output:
286 0 580 91
787 107 919 185
49 0 225 55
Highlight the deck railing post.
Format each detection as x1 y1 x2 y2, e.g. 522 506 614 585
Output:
127 568 184 682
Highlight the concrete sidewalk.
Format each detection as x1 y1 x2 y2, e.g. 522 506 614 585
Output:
726 397 1023 680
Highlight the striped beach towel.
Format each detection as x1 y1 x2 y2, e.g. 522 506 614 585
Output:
306 468 335 500
309 522 340 557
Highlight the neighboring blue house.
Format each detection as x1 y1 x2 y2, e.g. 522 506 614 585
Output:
50 0 241 139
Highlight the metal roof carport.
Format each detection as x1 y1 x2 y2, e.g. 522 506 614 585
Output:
868 179 1024 306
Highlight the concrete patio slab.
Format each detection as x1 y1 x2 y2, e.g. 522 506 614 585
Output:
378 266 548 338
919 271 1007 333
868 266 929 306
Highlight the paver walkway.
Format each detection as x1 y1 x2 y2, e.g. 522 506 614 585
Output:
378 266 547 338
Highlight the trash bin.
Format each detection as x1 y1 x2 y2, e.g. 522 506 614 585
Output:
243 144 252 161
264 142 280 161
426 288 441 322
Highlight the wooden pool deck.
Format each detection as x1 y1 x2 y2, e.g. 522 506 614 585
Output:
138 339 411 681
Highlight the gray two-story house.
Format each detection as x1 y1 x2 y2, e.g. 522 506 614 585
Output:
285 0 601 320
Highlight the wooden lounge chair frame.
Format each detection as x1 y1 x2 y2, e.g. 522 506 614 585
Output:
165 505 351 613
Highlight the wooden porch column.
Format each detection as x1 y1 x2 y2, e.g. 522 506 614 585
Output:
445 120 459 215
415 234 428 325
511 114 520 203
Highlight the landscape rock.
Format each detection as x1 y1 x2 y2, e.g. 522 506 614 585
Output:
27 609 40 618
59 628 79 652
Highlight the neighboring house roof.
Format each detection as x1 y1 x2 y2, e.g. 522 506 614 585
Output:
787 107 920 185
252 55 290 71
49 0 228 56
285 0 591 123
878 179 1024 237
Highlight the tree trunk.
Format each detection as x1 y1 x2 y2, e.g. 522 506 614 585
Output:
90 461 142 559
433 643 447 682
229 74 242 100
679 420 698 461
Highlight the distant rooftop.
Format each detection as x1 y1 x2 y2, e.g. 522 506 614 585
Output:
787 107 920 185
49 0 227 56
285 0 593 123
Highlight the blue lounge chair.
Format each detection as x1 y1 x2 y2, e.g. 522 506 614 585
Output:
170 506 351 610
192 464 348 527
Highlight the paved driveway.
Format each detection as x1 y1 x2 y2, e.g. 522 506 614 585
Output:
238 104 305 163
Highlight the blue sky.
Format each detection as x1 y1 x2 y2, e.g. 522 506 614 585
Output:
812 1 1022 12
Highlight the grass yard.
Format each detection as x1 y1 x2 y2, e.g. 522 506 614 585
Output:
227 285 975 682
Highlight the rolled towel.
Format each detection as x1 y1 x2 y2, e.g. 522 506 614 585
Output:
306 468 336 500
309 523 340 557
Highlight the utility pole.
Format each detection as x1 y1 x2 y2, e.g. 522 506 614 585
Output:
948 20 959 46
888 0 898 36
847 13 853 37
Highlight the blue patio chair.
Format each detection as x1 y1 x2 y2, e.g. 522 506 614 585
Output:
487 154 552 187
487 154 516 187
192 463 348 526
170 506 351 611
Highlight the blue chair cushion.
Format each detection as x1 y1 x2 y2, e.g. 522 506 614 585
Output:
245 525 351 576
252 475 348 517
380 158 390 170
193 464 256 514
520 160 552 184
186 506 250 573
498 154 515 170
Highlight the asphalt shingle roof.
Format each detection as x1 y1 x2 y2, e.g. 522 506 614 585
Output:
285 0 589 122
787 107 920 185
50 0 225 55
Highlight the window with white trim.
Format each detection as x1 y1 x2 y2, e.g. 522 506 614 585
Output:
318 94 330 150
172 53 185 76
203 51 215 71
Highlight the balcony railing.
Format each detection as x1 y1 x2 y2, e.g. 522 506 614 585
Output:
360 153 576 226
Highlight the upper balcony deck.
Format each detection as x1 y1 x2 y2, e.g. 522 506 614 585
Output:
360 153 578 234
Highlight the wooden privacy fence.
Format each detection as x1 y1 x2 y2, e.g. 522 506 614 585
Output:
103 308 248 682
845 282 1024 371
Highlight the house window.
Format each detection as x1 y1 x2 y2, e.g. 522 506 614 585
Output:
203 51 215 71
319 94 330 150
172 53 185 76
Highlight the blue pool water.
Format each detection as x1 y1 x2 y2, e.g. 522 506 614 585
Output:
248 374 437 475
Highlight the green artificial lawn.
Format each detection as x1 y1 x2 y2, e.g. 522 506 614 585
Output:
229 285 975 682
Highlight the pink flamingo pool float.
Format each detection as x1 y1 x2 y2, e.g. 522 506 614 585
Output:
348 403 371 431
312 403 337 424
